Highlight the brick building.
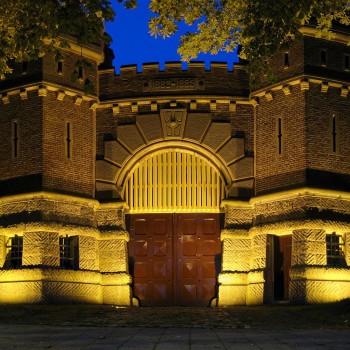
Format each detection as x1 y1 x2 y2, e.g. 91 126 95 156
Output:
0 25 349 306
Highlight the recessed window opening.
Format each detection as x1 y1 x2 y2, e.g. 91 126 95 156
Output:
321 49 327 66
12 120 19 159
284 52 290 68
332 114 337 153
277 117 283 155
344 54 350 71
22 61 28 74
326 233 346 267
5 235 23 268
57 61 63 74
78 65 83 80
330 113 340 154
66 121 72 159
59 235 79 269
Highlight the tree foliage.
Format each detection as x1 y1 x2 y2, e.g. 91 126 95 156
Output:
0 0 114 76
145 0 350 79
1 1 350 79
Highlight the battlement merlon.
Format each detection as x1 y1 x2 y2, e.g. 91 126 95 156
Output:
99 61 247 77
98 61 249 100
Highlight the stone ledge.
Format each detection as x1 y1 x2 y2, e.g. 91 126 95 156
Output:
0 223 129 240
290 266 350 281
218 270 264 285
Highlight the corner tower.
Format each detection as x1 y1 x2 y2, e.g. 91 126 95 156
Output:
0 38 131 304
219 24 350 305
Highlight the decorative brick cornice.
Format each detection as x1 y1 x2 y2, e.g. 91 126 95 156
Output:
105 96 253 115
251 76 350 100
0 83 97 106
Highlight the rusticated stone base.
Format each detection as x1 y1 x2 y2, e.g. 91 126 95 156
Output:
218 285 247 306
290 267 350 304
218 271 265 306
220 188 350 306
0 268 132 305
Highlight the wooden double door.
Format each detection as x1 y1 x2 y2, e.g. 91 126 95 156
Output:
127 213 222 306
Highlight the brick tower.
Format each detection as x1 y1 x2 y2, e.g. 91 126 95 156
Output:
0 38 131 304
219 24 350 305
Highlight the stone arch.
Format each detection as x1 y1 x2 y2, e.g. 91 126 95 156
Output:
96 109 254 201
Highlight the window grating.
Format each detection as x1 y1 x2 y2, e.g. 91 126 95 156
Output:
59 235 79 269
5 235 23 268
125 151 225 213
326 233 346 267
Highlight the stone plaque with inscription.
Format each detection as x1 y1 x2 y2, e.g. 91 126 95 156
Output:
143 78 205 92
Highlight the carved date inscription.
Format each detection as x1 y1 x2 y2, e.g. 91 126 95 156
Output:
143 78 204 92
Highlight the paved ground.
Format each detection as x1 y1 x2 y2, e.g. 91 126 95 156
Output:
0 303 349 349
0 325 349 349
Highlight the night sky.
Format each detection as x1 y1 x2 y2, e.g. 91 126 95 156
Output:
104 1 238 73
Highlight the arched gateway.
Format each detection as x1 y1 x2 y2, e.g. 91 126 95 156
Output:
96 106 254 306
125 149 225 306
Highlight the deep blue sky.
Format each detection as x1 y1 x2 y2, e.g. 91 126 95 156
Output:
104 2 238 73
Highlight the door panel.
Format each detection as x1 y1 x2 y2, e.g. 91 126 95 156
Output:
175 213 222 306
127 213 222 306
128 214 174 306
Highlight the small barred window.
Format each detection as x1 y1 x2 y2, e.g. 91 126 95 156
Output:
59 235 79 269
326 233 346 267
4 235 23 268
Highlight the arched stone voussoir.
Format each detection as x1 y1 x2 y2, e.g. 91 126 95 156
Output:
183 112 212 143
136 113 164 143
228 157 254 180
218 138 245 164
117 124 146 153
202 122 231 152
96 160 120 183
104 140 131 167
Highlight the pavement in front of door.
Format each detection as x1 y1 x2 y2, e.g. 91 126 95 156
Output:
0 303 349 349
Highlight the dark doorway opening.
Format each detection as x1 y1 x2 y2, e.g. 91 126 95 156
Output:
265 235 292 303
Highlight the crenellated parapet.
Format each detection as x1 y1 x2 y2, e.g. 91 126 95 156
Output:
99 61 249 101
